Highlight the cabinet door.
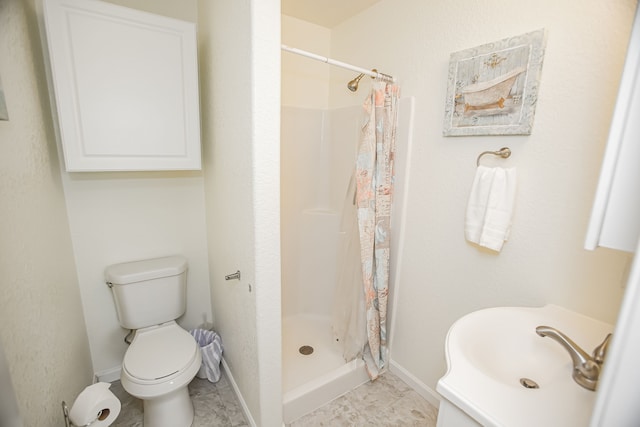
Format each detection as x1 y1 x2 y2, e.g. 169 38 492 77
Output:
42 0 201 171
585 7 640 253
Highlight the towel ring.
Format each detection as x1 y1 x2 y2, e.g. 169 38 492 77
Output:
476 147 511 166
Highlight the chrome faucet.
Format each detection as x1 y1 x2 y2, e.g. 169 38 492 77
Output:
536 326 612 391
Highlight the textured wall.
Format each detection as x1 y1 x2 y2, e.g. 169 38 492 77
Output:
199 0 282 425
0 0 93 424
328 0 637 391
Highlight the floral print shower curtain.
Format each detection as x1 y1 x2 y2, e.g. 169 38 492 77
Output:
356 79 399 380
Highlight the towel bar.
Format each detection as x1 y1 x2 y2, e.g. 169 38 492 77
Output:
477 147 511 166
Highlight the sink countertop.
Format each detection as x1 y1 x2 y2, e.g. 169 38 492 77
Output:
437 304 614 427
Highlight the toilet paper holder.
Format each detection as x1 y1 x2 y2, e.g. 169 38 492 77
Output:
62 381 120 427
225 270 241 281
62 401 70 427
62 400 112 427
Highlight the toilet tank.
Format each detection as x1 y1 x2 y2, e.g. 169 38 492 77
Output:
105 256 188 330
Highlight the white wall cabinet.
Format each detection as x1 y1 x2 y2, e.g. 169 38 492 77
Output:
585 7 640 253
42 0 201 171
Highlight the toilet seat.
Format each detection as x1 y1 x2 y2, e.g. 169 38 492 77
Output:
123 322 200 386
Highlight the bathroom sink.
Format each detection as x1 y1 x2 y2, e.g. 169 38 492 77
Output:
437 305 613 427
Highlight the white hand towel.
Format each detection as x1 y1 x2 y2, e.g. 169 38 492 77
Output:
465 166 517 252
465 166 495 245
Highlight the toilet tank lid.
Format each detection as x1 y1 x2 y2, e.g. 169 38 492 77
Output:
105 256 187 285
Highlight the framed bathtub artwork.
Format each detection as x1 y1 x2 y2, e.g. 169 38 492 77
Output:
443 29 547 136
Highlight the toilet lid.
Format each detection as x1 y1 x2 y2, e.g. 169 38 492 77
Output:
124 324 198 381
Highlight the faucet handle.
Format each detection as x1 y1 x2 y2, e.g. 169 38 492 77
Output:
592 333 612 365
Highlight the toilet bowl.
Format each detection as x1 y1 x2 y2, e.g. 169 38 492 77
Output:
105 256 201 427
121 322 202 427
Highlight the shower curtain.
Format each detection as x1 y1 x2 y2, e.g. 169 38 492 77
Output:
333 172 367 363
333 79 399 380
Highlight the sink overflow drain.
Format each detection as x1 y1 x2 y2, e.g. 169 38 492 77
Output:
520 378 539 389
299 345 314 355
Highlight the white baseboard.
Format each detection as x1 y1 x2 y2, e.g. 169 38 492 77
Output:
95 366 121 383
221 357 257 427
389 359 441 409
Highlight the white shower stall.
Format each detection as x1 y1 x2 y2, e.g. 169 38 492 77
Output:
280 97 414 422
280 104 364 421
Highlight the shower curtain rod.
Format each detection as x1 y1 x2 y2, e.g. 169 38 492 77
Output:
281 44 395 83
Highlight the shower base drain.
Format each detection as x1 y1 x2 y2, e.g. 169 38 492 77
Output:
299 345 314 355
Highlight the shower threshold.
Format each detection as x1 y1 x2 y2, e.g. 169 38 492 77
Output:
282 314 369 423
283 358 368 423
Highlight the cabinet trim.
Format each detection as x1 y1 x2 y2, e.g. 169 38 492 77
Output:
42 0 201 171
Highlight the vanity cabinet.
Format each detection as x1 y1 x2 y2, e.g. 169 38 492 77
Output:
436 400 481 427
41 0 201 171
585 8 640 253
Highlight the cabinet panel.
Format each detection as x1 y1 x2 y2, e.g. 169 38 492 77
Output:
585 7 640 253
42 0 201 171
598 60 640 252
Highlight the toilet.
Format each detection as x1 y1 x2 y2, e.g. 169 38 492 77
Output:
105 255 202 427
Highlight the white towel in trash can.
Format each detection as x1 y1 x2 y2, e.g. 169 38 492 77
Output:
190 329 223 383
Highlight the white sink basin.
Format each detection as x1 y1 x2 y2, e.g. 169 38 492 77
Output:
437 305 613 427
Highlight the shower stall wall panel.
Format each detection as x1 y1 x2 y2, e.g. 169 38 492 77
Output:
328 106 363 211
281 106 326 318
281 105 360 319
281 105 368 422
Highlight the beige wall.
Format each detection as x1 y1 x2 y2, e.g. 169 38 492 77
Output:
328 0 637 391
199 0 282 425
1 0 281 425
282 16 331 108
0 0 93 424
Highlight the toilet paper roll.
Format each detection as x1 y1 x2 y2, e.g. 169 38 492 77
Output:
69 382 121 427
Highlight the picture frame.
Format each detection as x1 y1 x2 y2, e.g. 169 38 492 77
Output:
0 73 8 121
443 29 547 136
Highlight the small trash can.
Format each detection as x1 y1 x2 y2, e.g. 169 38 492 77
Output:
189 329 223 383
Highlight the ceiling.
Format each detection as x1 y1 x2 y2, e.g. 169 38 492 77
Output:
281 0 382 28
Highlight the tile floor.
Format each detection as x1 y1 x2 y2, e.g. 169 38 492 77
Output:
288 371 439 427
110 370 438 426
